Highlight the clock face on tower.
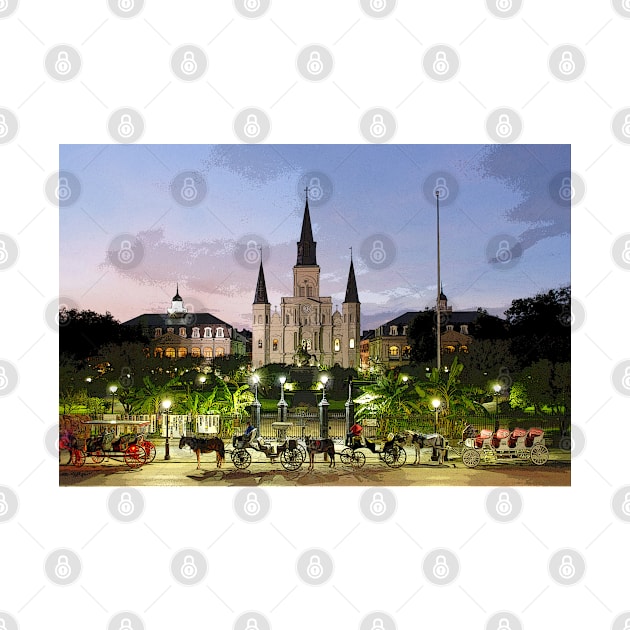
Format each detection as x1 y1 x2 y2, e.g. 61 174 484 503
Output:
301 303 312 314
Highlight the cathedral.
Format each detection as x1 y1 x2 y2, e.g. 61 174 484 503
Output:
252 195 361 369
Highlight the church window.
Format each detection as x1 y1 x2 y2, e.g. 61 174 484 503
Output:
389 345 400 358
258 339 263 348
460 325 469 335
344 314 347 323
266 315 269 324
204 327 212 338
191 347 201 357
178 347 187 358
307 285 313 297
322 315 325 324
350 314 353 323
204 348 213 358
154 347 163 358
216 347 225 357
334 339 340 352
286 315 290 325
216 327 224 337
154 328 162 338
192 327 200 338
179 327 187 337
165 347 176 359
349 338 355 349
299 287 305 297
258 315 262 324
273 339 278 351
302 339 312 351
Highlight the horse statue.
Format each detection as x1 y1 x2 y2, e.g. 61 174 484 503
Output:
179 435 225 469
304 436 336 471
405 431 448 465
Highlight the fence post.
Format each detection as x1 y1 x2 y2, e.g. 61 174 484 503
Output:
252 400 261 435
319 398 329 439
345 378 354 440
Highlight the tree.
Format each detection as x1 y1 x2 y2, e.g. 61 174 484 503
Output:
128 375 182 415
457 339 517 391
356 371 415 418
471 309 508 340
408 309 438 364
505 286 570 367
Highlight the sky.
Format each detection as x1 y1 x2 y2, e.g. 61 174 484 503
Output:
59 144 570 332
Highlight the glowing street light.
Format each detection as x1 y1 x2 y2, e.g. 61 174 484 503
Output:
320 375 329 404
162 399 172 460
277 376 287 423
432 398 441 433
109 385 118 414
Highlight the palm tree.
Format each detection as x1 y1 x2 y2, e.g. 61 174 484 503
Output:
129 375 182 414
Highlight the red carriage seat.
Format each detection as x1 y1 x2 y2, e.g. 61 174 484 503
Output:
475 429 493 448
508 427 527 448
526 427 544 447
493 428 510 448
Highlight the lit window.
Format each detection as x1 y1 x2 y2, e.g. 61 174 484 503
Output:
178 347 187 358
460 325 469 335
203 348 212 358
349 338 355 349
179 327 187 337
154 328 162 338
258 339 263 348
215 347 225 357
446 325 454 332
273 339 278 351
191 347 201 357
154 347 163 358
165 347 176 358
334 339 340 352
389 346 400 357
389 325 398 336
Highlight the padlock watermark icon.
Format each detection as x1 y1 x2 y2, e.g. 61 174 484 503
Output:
558 51 575 75
181 555 198 579
369 114 387 138
244 114 261 138
623 114 630 138
118 492 135 516
0 241 8 265
56 177 72 201
0 366 9 391
433 176 449 201
118 114 135 138
244 0 261 11
432 555 450 579
55 51 72 75
297 45 333 81
495 114 512 138
307 51 323 75
495 0 512 11
0 114 8 138
118 240 135 265
54 555 73 580
181 177 198 201
370 0 387 11
297 548 333 584
244 491 261 516
370 240 387 265
495 492 513 516
244 240 261 265
306 554 323 579
432 51 449 75
181 51 198 75
369 492 387 516
118 0 135 11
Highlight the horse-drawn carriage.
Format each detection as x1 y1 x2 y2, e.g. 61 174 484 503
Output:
339 432 407 468
61 420 155 469
230 428 307 471
456 424 549 468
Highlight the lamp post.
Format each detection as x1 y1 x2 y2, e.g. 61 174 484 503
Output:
435 189 442 373
345 376 355 439
277 376 287 424
109 385 118 414
493 384 501 432
252 374 261 433
162 399 172 460
199 375 206 390
432 398 440 434
319 375 329 439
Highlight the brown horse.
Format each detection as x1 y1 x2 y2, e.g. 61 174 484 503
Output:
179 436 225 469
304 436 336 471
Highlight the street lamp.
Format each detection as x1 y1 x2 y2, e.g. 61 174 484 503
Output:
251 373 261 433
277 376 287 423
493 384 501 432
320 375 329 404
199 375 206 390
252 374 260 404
162 399 172 460
432 398 441 434
109 385 118 414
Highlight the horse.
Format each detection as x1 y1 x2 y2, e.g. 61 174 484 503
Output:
179 436 225 469
405 431 448 465
304 436 336 471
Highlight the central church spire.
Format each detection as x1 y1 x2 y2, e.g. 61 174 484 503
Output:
296 191 317 266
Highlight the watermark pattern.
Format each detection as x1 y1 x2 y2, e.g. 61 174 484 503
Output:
548 171 585 207
611 359 630 397
422 170 460 207
611 486 630 523
0 485 19 523
359 233 397 270
0 107 18 144
233 487 271 522
170 548 208 586
108 108 145 143
0 359 18 397
611 233 630 270
233 107 271 143
0 0 18 18
297 171 334 206
107 488 145 523
548 45 586 82
360 488 396 523
296 45 334 81
559 423 584 457
108 0 144 17
171 45 208 81
233 234 269 270
486 612 523 630
45 296 79 332
107 612 145 630
0 612 18 630
359 107 397 143
0 233 19 271
486 487 523 523
296 548 334 585
45 170 81 207
423 45 460 81
486 107 523 143
234 0 271 18
44 44 82 81
44 548 82 586
360 0 397 17
486 0 523 18
422 548 459 586
171 170 207 207
485 234 523 270
548 548 585 586
359 612 397 630
234 611 271 630
107 234 145 270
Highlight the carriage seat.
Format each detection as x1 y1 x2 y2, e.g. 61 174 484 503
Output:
475 429 493 448
526 428 544 447
509 427 527 448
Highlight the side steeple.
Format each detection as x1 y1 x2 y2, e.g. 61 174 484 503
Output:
344 251 360 304
296 191 317 266
254 259 269 304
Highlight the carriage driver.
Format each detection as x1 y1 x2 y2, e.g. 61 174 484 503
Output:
346 420 364 446
232 421 255 447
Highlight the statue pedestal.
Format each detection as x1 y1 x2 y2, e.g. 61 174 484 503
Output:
271 422 293 443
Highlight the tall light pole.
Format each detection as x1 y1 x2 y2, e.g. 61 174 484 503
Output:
319 375 329 439
162 399 172 460
277 376 287 424
252 374 261 433
109 385 118 414
493 384 501 432
199 375 206 390
432 398 441 434
435 189 442 373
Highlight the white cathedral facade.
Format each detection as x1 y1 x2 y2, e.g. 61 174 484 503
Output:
252 196 361 369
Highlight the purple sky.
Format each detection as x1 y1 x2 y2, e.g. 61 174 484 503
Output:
59 144 570 331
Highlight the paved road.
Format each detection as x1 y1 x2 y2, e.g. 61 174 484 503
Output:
60 443 570 487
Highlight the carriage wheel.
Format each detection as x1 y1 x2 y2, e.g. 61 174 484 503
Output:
72 449 86 468
143 441 156 463
352 451 366 468
340 447 354 465
384 445 407 468
462 448 481 468
280 447 304 471
231 448 252 469
515 448 529 460
297 444 307 461
530 444 549 466
124 444 145 469
91 449 105 464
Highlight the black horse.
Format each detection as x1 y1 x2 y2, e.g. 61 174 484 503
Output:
405 431 448 465
304 436 336 471
179 435 225 469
